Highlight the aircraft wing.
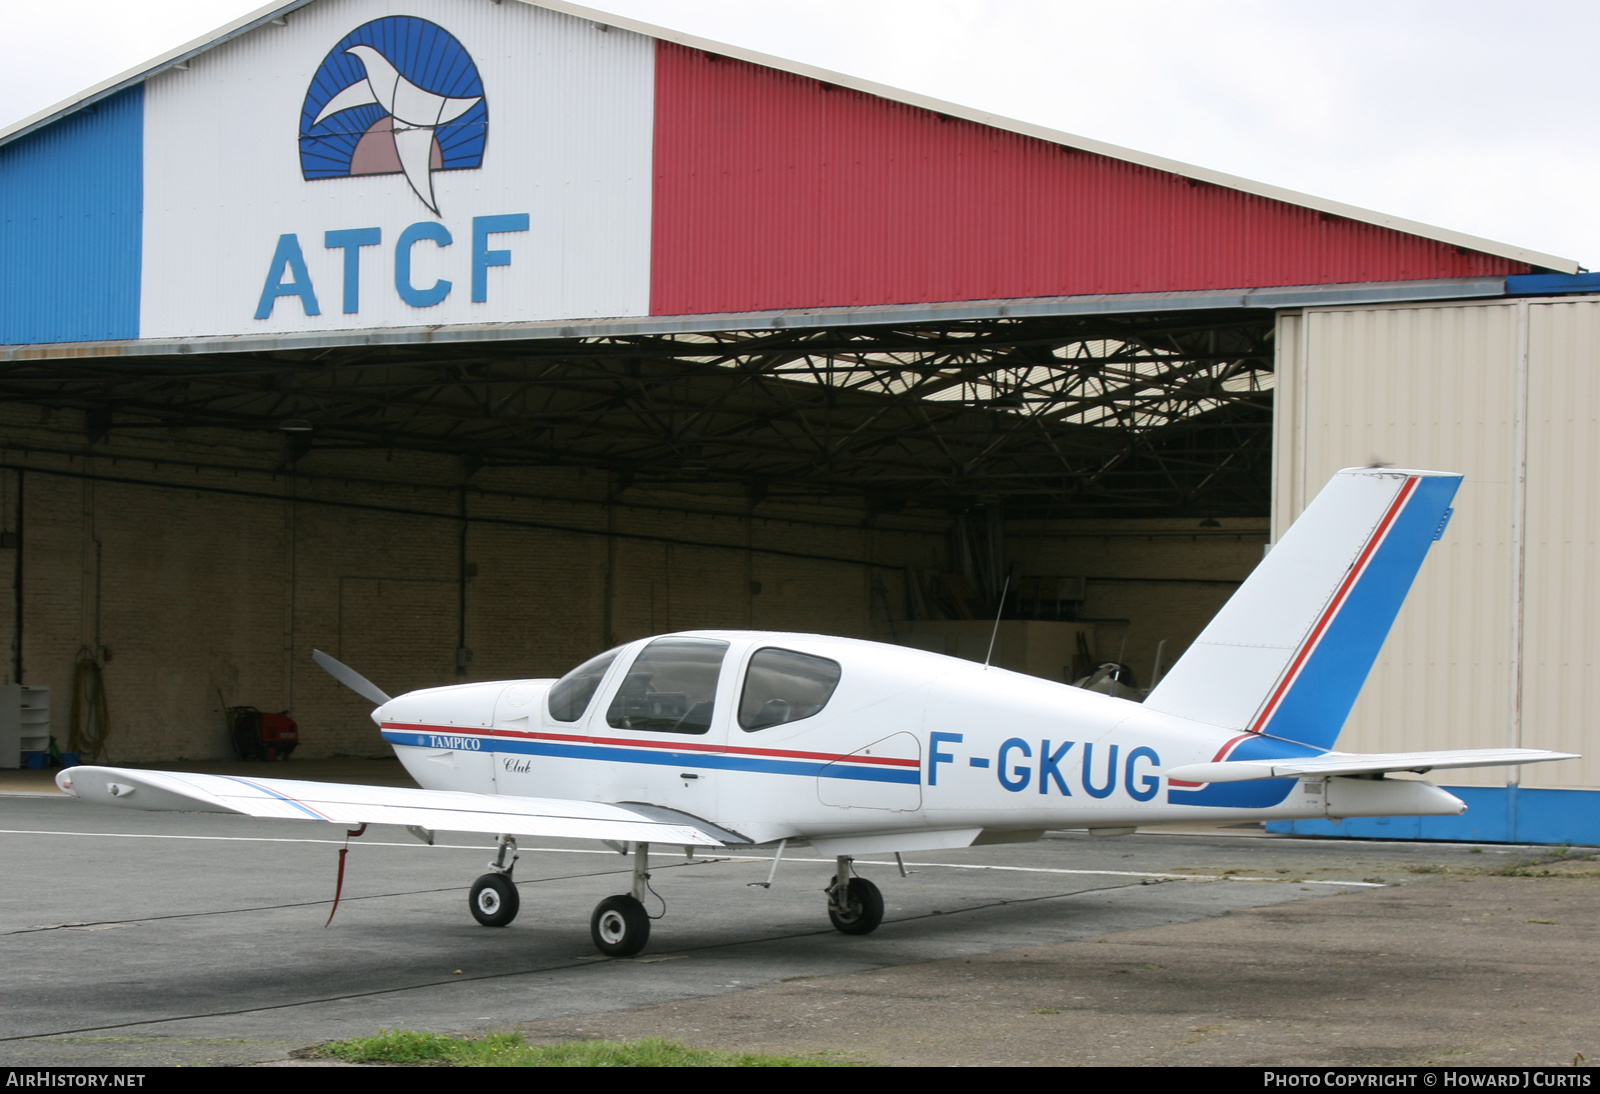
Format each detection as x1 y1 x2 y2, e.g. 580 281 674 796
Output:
1166 748 1578 784
56 766 731 847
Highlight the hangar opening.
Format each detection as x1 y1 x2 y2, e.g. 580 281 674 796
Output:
0 304 1276 758
3 0 1595 843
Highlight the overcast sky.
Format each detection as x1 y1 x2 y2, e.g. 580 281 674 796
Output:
4 0 1594 268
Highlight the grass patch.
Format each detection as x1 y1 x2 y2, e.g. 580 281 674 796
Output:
1488 850 1600 879
312 1029 469 1064
310 1029 856 1067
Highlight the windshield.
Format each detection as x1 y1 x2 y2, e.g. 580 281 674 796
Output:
546 646 624 722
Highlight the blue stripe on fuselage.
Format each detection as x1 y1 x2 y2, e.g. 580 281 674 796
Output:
382 730 921 785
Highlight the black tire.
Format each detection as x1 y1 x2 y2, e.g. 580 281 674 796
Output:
590 894 650 957
468 873 519 927
828 875 884 935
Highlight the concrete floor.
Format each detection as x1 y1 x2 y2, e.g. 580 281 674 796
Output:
1 762 1595 1067
511 874 1600 1067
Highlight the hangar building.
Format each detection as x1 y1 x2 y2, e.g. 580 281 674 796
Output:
3 0 1597 842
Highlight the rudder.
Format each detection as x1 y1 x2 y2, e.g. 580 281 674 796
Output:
1143 467 1460 750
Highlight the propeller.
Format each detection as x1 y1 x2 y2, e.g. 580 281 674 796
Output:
313 649 392 706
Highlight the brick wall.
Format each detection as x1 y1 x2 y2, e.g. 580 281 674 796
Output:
1009 519 1269 687
0 405 1262 761
0 406 948 760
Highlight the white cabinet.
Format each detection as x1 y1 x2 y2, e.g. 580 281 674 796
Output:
0 685 50 768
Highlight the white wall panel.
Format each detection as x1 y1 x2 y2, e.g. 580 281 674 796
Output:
1523 302 1600 787
1279 296 1600 791
1276 303 1519 784
140 0 654 338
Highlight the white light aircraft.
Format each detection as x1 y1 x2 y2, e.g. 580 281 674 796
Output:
57 468 1576 956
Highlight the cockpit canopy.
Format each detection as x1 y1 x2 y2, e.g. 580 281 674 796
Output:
546 646 623 722
546 635 844 734
606 637 729 734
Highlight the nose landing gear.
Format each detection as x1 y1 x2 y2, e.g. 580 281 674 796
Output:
826 856 883 935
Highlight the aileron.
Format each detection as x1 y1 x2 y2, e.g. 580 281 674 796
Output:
59 767 726 847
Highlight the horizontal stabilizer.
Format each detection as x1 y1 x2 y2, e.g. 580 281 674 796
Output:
1166 748 1579 784
57 766 732 847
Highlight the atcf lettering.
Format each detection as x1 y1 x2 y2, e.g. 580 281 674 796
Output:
254 214 530 319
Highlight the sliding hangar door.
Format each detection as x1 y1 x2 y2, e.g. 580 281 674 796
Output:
1272 297 1600 841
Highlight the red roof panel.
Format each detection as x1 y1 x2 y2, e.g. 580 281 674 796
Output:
650 42 1527 317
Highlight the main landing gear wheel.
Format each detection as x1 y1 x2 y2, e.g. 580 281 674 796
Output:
469 873 520 927
827 875 884 935
590 894 650 957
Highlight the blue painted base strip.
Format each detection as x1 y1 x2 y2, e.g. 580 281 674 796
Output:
1266 785 1600 845
1506 272 1600 297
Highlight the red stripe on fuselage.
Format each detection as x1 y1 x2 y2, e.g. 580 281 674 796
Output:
381 722 921 768
1244 476 1419 736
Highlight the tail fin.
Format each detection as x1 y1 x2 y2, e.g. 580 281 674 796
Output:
1143 467 1460 750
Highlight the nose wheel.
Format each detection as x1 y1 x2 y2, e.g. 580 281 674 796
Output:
827 857 883 935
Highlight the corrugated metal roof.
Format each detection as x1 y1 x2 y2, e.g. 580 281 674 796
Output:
0 0 1578 276
650 44 1528 315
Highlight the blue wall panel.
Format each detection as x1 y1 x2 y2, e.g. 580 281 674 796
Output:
1267 785 1600 845
0 87 143 344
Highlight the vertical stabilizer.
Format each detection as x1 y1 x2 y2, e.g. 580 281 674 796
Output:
1143 467 1460 750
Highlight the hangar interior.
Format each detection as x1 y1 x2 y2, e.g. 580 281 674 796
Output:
0 306 1273 761
2 0 1596 843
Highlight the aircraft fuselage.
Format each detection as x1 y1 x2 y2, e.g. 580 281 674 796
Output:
378 631 1462 850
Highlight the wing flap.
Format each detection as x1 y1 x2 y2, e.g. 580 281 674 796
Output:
1166 748 1579 784
57 766 726 847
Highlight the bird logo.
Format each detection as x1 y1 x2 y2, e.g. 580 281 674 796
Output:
299 18 487 215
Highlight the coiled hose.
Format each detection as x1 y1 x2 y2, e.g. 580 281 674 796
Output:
68 649 110 762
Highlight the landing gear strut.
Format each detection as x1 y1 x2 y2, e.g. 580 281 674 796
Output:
468 834 520 927
590 841 652 957
826 855 884 935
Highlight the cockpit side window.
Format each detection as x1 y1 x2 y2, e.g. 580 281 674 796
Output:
739 647 842 731
606 637 730 735
547 647 623 723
